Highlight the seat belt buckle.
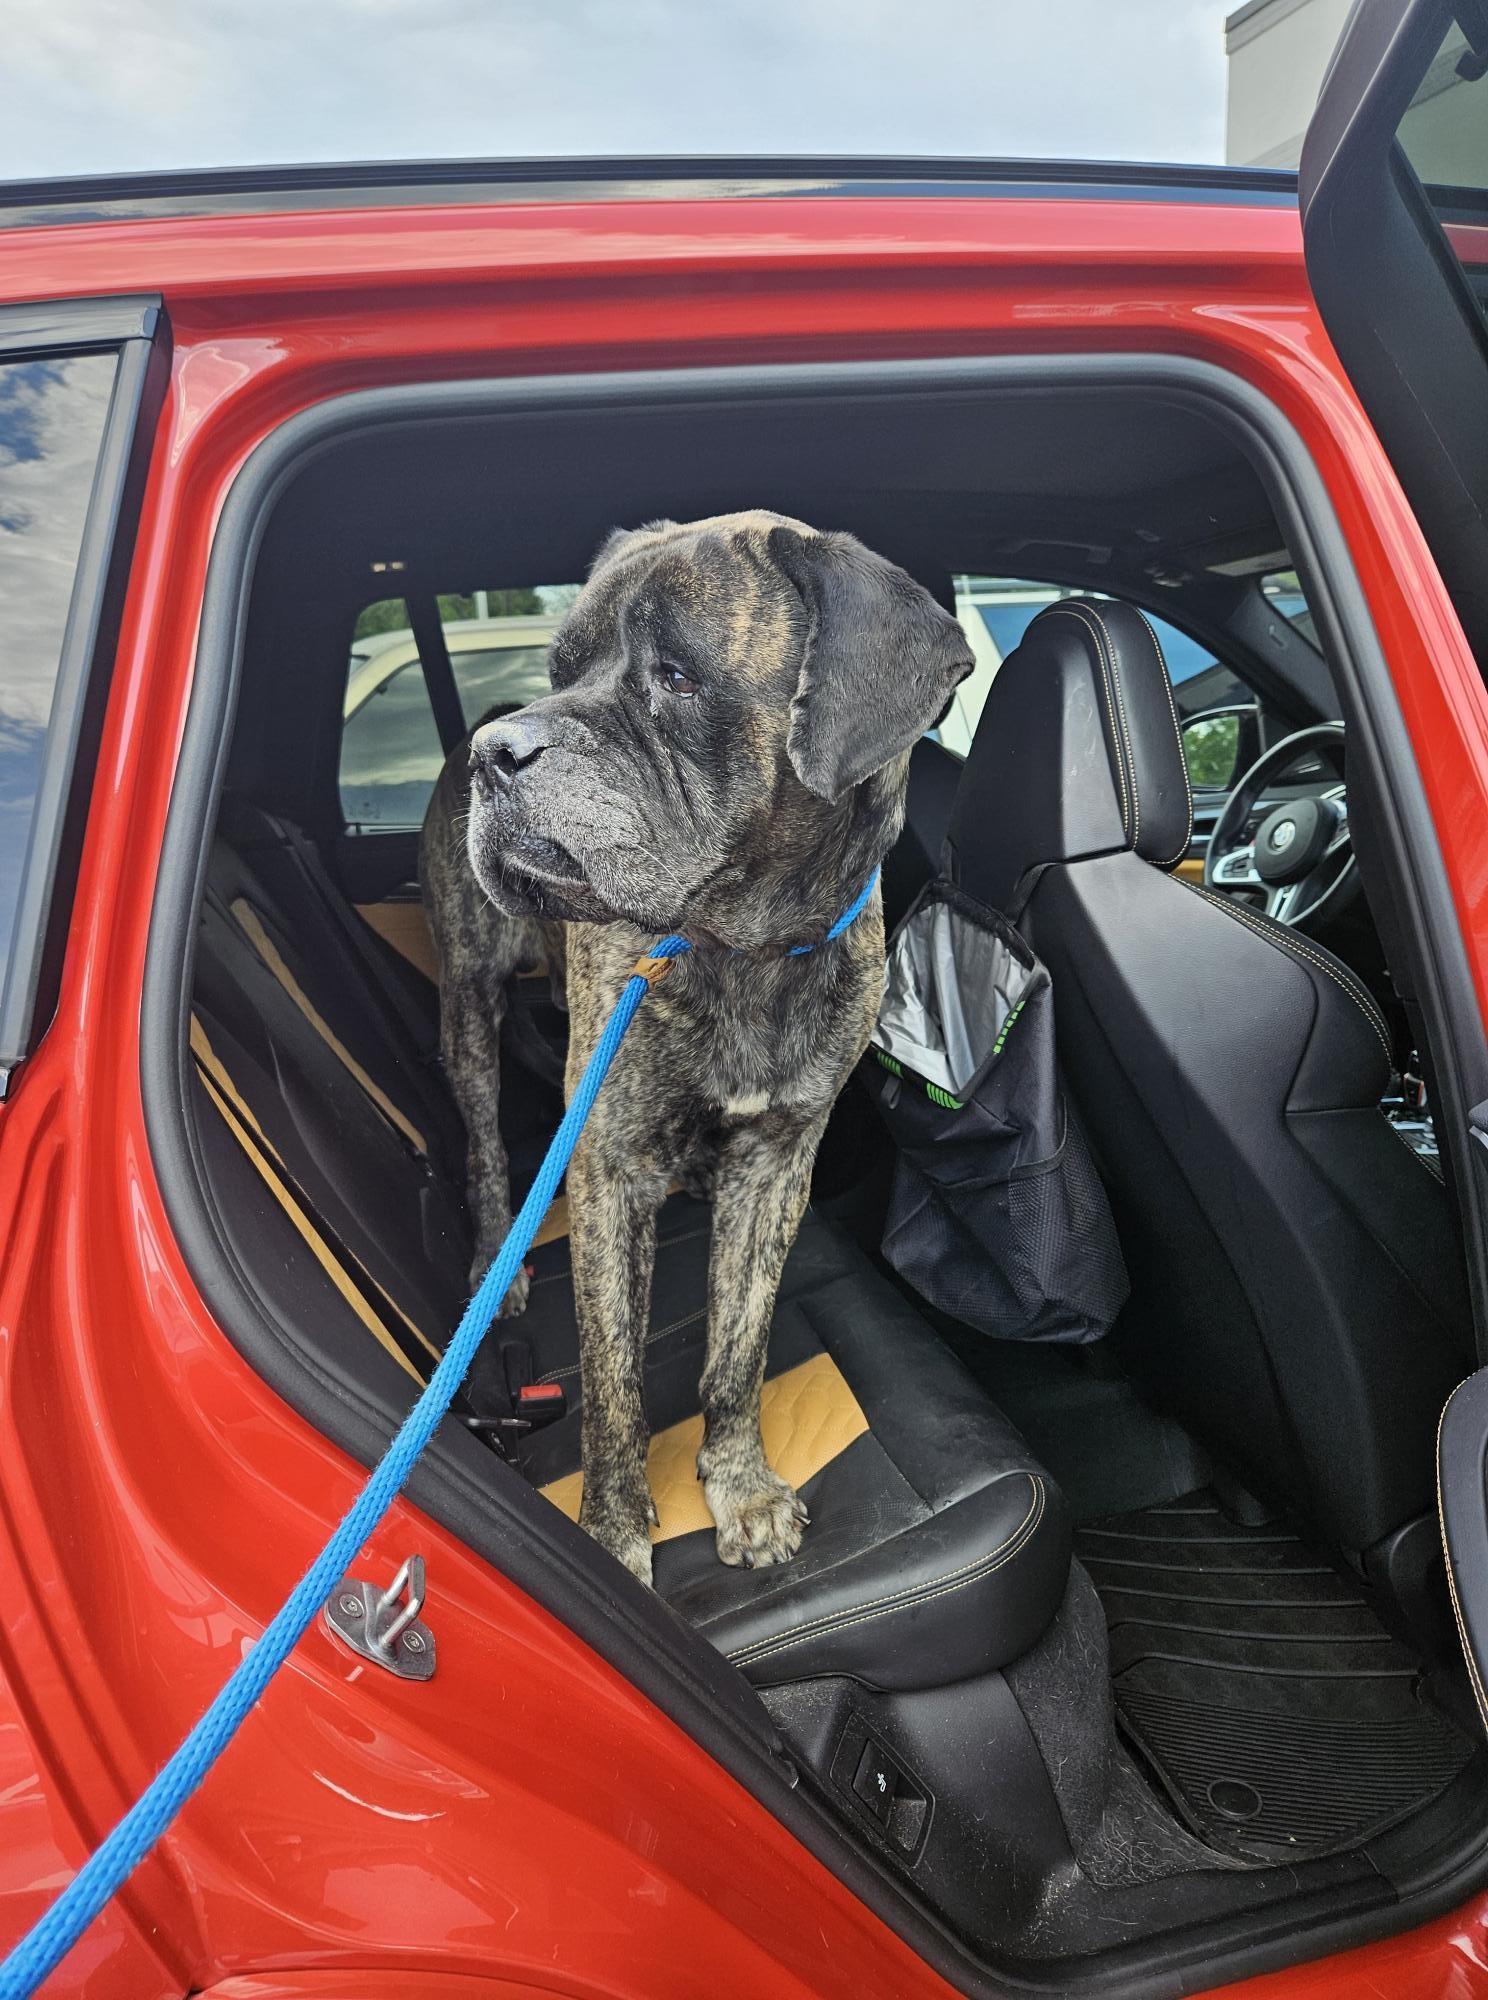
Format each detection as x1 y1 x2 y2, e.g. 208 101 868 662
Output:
514 1381 567 1428
463 1378 567 1454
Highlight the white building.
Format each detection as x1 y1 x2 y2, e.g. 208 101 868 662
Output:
1224 0 1354 168
1226 0 1481 175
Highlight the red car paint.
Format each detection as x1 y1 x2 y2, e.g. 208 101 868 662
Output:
2 185 1487 1999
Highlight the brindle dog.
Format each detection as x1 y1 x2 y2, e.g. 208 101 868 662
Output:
422 512 972 1584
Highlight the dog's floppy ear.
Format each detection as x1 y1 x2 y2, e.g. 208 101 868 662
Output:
768 526 975 802
589 520 678 577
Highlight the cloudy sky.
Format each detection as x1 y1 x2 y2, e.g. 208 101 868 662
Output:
4 0 1236 182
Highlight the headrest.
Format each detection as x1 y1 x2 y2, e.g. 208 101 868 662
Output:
946 598 1193 911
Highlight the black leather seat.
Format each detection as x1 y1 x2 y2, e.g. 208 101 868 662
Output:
946 598 1472 1565
189 803 1070 1689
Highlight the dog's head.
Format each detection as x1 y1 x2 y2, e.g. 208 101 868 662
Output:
464 511 973 937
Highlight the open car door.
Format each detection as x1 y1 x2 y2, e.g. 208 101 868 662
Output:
1300 0 1488 1728
1301 0 1488 667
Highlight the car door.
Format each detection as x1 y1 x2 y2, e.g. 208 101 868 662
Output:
1299 0 1488 1725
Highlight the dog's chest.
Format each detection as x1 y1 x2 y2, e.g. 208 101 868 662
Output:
656 949 871 1117
568 919 881 1132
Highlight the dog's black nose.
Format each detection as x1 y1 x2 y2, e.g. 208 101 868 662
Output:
470 713 549 790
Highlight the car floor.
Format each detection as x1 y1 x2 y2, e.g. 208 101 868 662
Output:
895 1298 1478 1870
1077 1492 1474 1862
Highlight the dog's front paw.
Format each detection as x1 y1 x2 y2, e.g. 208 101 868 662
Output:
470 1256 530 1317
496 1262 530 1319
706 1471 809 1569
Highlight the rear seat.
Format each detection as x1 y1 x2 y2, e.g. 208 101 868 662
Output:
190 802 1071 1688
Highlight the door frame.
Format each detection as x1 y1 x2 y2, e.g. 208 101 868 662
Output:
142 351 1488 1997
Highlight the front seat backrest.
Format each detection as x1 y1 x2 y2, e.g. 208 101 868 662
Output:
946 598 1470 1565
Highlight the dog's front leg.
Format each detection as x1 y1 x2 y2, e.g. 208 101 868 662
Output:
570 1141 664 1585
698 1113 823 1568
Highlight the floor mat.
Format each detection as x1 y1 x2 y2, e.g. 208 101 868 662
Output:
1075 1492 1474 1862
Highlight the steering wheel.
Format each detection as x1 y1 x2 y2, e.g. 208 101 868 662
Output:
1204 722 1359 929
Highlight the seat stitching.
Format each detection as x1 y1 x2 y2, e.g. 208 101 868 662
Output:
1189 882 1389 1043
1140 617 1195 867
1187 884 1392 1064
726 1474 1044 1666
1044 605 1135 847
1378 1104 1449 1182
1045 603 1135 846
1190 882 1390 1052
1073 602 1143 856
728 1476 1045 1667
538 1306 706 1385
1436 1384 1488 1733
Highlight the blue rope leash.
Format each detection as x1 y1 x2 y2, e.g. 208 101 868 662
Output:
0 869 877 1999
787 867 878 953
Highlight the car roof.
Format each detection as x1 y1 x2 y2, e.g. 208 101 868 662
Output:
0 156 1301 232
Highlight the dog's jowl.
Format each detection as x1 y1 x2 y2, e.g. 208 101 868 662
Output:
423 512 972 1584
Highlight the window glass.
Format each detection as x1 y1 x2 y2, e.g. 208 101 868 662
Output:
1397 24 1488 193
1261 568 1318 649
942 579 1251 757
340 604 444 832
453 646 554 728
973 599 1051 660
0 351 116 989
1181 713 1242 791
1392 25 1488 309
339 589 567 833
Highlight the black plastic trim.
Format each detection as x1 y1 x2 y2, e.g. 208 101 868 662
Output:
1299 0 1488 682
142 354 1488 1996
0 154 1299 231
406 592 467 760
0 294 168 1083
0 294 158 346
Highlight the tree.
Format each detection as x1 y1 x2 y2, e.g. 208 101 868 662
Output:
352 596 410 641
352 586 545 645
438 588 543 621
1181 714 1241 790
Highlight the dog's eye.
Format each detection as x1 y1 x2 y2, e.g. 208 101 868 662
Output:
654 663 701 698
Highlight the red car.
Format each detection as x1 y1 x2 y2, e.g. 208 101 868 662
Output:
9 0 1488 1993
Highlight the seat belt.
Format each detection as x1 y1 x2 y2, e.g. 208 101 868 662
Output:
276 817 443 1067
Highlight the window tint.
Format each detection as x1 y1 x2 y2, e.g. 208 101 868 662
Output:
942 580 1252 756
1261 568 1318 649
973 599 1050 659
1397 24 1488 193
339 591 565 833
453 646 553 728
1394 25 1488 307
340 655 444 832
1181 712 1242 791
0 352 116 994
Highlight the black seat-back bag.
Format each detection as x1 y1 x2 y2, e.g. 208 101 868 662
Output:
862 879 1127 1343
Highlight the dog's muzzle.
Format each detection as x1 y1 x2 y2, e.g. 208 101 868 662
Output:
469 711 551 801
466 711 592 913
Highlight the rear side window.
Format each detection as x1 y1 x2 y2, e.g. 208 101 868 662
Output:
0 354 117 988
0 303 164 1089
339 588 564 833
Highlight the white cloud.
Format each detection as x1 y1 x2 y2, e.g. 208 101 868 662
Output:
1 0 1232 180
0 353 116 725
